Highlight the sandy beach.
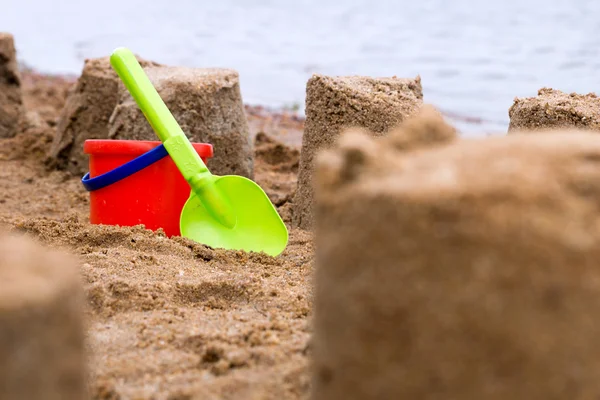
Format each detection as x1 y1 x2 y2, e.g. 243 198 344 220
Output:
1 69 313 399
4 13 600 395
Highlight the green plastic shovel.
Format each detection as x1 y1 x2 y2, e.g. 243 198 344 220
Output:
110 47 288 256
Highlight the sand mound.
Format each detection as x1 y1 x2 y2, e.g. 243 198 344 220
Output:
313 111 600 399
509 88 600 133
48 56 161 174
0 70 74 166
0 232 85 399
109 65 253 178
20 71 74 126
6 215 313 399
293 74 423 230
0 33 23 138
254 132 299 220
255 132 299 173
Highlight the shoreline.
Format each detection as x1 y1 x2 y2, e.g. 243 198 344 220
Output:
18 68 508 141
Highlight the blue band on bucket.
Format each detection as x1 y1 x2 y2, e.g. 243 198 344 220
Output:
81 143 169 192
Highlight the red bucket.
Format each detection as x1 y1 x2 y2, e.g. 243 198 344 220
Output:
83 139 213 237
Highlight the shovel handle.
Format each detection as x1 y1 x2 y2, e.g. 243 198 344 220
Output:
109 47 209 180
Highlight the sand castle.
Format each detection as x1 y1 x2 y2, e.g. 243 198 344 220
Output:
292 74 423 229
5 30 600 399
313 109 600 399
109 66 253 178
509 88 600 133
48 56 161 173
0 33 23 138
49 57 253 178
0 233 86 400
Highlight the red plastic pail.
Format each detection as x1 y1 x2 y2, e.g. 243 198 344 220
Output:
83 139 213 237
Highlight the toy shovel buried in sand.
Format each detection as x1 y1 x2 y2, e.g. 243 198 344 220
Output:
110 47 288 256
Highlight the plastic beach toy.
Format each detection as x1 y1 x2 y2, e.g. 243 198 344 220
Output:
82 139 213 237
110 47 289 256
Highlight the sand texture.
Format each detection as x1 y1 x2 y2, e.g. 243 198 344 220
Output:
293 74 423 230
0 33 23 138
313 110 600 399
1 69 311 399
0 233 86 400
48 56 162 174
508 88 600 133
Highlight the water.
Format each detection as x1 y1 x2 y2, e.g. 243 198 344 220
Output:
3 0 600 134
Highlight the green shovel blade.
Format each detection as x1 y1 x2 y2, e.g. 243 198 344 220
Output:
181 176 288 256
110 47 288 256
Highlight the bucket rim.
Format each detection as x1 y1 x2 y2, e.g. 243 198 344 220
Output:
83 139 213 158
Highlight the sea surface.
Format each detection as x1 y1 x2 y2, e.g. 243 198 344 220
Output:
3 0 600 134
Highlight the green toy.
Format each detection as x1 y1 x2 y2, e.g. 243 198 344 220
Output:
110 47 288 256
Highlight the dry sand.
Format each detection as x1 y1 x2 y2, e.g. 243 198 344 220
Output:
313 109 600 399
0 33 23 138
508 88 600 133
0 233 86 400
0 70 311 399
48 56 163 175
293 74 423 230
